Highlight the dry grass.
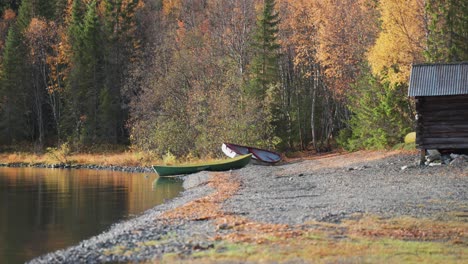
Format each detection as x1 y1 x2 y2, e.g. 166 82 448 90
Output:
343 215 468 243
0 150 236 167
160 172 241 221
0 151 161 166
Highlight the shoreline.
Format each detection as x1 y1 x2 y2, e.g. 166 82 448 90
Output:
28 150 468 263
28 171 216 264
0 162 154 173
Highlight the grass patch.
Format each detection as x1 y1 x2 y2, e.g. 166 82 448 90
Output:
173 234 467 264
157 214 467 263
392 142 417 151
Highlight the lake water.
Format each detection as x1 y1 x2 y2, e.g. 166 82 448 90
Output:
0 167 183 264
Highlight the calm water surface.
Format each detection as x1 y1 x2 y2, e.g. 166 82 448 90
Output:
0 167 183 264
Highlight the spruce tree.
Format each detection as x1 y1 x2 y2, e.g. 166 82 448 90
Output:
63 0 104 145
0 0 34 144
37 0 57 20
79 0 103 144
0 25 30 143
16 0 33 31
249 0 280 98
248 0 283 146
99 0 125 144
425 0 468 62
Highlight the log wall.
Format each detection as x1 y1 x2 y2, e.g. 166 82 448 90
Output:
416 95 468 149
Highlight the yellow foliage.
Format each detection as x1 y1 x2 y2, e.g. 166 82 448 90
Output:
162 0 181 16
367 0 426 84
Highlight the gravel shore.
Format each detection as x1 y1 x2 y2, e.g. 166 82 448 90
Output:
225 151 467 224
28 151 467 263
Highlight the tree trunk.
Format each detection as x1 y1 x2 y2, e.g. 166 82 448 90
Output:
310 66 318 151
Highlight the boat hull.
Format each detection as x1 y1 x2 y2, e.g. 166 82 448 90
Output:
222 143 281 164
152 154 252 177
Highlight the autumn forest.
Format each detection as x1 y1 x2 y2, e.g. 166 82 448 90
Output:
0 0 466 158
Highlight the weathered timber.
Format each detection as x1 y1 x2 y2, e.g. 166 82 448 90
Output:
415 94 468 150
416 143 468 149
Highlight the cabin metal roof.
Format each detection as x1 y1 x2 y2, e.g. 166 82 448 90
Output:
408 62 468 96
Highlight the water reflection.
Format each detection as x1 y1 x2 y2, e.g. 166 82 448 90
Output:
0 167 183 264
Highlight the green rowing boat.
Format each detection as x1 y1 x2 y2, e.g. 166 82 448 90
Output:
152 154 252 177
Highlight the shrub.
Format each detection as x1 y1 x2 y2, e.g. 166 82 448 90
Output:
46 142 71 164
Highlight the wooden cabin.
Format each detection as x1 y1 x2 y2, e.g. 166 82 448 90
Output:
408 62 468 163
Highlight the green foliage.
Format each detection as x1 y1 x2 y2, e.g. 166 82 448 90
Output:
54 0 69 22
36 0 57 20
0 1 20 13
98 87 118 143
65 0 103 145
339 67 413 151
246 0 283 148
425 0 468 62
16 0 33 31
59 0 139 147
248 0 280 98
0 14 32 144
392 142 416 151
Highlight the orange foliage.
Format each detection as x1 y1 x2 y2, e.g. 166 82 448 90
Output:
25 18 58 64
3 9 16 20
315 0 379 95
175 19 186 43
278 0 379 96
279 0 318 77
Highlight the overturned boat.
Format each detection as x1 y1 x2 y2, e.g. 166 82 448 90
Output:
222 143 281 164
